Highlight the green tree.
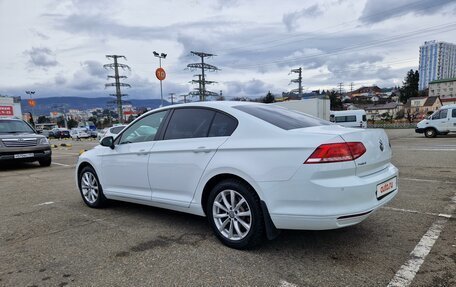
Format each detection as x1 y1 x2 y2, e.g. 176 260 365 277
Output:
88 116 98 126
328 90 343 110
262 91 275 103
67 119 78 129
399 69 419 104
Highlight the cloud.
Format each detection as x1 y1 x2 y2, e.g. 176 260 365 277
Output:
224 79 275 99
282 4 324 32
359 0 456 24
24 47 58 69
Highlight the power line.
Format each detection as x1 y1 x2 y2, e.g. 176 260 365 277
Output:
104 55 131 124
233 22 456 69
216 0 450 55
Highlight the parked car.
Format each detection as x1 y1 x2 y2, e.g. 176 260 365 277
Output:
415 104 456 138
89 130 98 138
76 102 398 249
70 129 90 140
330 110 367 128
97 125 126 141
0 117 52 166
49 128 70 139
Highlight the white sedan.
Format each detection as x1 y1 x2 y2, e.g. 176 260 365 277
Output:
76 102 398 249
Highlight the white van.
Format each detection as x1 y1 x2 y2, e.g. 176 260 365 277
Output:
416 104 456 138
330 110 367 128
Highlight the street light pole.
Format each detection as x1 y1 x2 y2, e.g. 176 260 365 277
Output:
25 90 35 124
153 51 167 107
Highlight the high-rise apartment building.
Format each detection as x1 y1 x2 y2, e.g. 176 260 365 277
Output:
418 40 456 90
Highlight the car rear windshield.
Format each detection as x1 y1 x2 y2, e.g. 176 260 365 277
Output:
0 120 35 134
234 105 330 130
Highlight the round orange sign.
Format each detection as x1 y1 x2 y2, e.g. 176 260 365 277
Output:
155 67 166 81
28 99 36 107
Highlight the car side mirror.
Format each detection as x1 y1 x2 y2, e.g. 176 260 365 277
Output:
100 136 115 149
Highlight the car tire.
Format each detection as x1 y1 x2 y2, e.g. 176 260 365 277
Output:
39 157 52 167
207 179 265 249
78 166 107 208
424 128 437 138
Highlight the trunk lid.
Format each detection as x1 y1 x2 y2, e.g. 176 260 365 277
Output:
290 125 392 176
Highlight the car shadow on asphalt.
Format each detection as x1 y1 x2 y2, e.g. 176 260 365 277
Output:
0 162 43 172
94 200 378 254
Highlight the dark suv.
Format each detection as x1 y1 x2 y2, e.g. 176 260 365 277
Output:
0 118 52 166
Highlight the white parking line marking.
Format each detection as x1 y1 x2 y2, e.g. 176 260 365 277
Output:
52 162 71 167
279 280 298 287
35 201 55 206
401 177 456 184
387 194 456 287
382 206 452 218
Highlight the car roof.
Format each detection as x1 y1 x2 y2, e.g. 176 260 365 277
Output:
142 101 263 116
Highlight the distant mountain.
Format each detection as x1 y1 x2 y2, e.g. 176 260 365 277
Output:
21 97 169 115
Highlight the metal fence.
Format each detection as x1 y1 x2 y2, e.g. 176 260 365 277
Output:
367 123 416 129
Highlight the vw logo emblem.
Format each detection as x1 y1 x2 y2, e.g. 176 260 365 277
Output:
379 139 384 151
18 138 24 142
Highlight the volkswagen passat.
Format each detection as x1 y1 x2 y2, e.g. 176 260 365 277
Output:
76 102 398 249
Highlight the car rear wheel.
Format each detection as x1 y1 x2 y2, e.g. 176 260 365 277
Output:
39 157 52 167
207 179 264 249
78 166 107 208
424 128 437 138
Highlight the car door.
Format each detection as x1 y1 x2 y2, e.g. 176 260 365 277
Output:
448 108 456 132
148 108 237 207
431 109 448 131
100 110 168 201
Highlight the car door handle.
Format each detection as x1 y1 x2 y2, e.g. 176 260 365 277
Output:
193 146 211 153
136 149 149 155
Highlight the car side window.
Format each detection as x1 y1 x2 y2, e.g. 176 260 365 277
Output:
164 108 215 140
431 110 441 120
440 109 448 119
452 109 456 118
208 112 238 137
433 109 448 120
110 126 124 134
119 111 167 144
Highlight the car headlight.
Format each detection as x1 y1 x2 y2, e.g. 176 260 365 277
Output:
39 137 49 145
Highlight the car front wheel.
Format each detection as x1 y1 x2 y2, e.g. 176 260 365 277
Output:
39 157 52 167
207 179 264 249
78 166 107 208
424 128 437 138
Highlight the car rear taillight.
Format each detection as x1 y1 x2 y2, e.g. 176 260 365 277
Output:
304 142 366 164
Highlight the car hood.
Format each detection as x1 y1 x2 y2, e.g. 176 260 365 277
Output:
0 133 45 139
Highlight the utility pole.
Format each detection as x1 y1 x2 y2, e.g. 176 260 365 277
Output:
350 82 354 93
104 55 131 124
338 82 344 96
189 74 218 101
187 51 219 101
169 93 175 105
25 91 35 124
289 67 303 97
180 94 188 103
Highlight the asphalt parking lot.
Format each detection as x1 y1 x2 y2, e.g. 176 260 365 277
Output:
0 130 455 287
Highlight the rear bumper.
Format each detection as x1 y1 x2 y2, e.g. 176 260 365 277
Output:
415 128 425 134
258 163 399 230
0 146 52 162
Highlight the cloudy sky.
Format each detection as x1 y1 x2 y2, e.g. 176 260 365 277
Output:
1 0 455 101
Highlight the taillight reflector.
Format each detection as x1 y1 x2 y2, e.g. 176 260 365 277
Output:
305 142 366 164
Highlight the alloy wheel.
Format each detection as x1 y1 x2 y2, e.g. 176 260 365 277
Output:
212 189 252 241
81 172 99 204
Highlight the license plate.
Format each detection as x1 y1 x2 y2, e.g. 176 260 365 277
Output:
376 177 397 199
14 153 34 159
